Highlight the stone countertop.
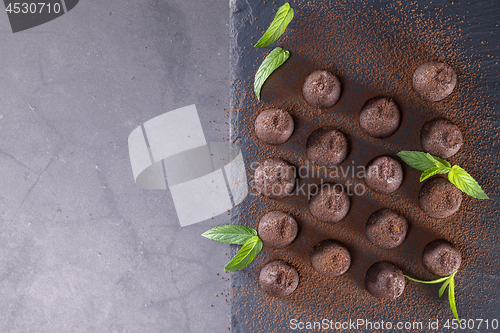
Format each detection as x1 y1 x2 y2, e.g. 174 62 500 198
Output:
0 1 232 332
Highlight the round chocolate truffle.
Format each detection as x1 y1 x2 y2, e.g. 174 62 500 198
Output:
254 158 296 200
255 108 294 145
412 61 457 102
365 261 405 299
365 209 409 249
364 156 403 194
306 127 349 168
308 183 350 223
302 70 342 109
420 118 463 158
258 211 298 249
422 239 462 276
259 260 299 297
419 177 462 218
310 240 351 278
359 97 401 138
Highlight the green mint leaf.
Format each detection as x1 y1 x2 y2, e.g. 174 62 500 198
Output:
428 154 452 168
420 167 441 182
407 272 460 321
438 278 451 297
448 276 460 321
397 151 437 171
404 274 451 284
254 3 294 48
254 47 290 100
425 153 454 174
448 165 489 199
247 237 263 264
224 236 263 271
202 225 257 245
437 168 452 175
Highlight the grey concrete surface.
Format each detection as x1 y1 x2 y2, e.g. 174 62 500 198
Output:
0 1 233 332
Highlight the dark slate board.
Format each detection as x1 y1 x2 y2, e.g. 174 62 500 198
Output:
229 0 500 332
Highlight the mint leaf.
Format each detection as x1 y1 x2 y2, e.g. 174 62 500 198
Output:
448 165 489 199
254 47 290 100
398 150 488 199
397 151 436 171
406 272 460 321
254 3 294 48
437 168 452 175
420 167 441 182
405 274 450 284
202 225 257 245
428 154 451 168
425 154 452 175
449 276 459 321
203 226 264 271
439 278 451 297
224 236 262 271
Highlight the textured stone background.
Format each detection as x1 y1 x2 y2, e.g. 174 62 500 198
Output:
0 1 232 332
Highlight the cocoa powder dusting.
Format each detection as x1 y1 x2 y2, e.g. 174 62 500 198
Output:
229 0 499 331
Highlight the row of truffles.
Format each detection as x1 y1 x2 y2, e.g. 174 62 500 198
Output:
365 61 460 299
252 156 404 202
258 210 300 297
255 61 461 299
259 205 410 252
256 109 463 159
254 156 461 220
301 61 457 109
259 237 462 299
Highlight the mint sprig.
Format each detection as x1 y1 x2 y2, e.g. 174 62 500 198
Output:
448 165 489 199
405 272 459 321
254 47 290 101
397 151 437 171
254 3 294 48
201 225 257 245
202 225 263 271
224 236 262 271
397 151 489 199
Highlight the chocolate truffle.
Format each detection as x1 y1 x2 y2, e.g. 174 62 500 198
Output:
420 118 463 158
306 127 349 168
302 70 341 109
258 211 298 249
255 108 294 145
308 183 350 223
364 156 403 194
310 240 351 278
254 158 296 200
365 209 409 249
365 261 405 299
259 260 299 297
359 97 401 138
412 61 457 102
422 239 462 276
419 177 462 218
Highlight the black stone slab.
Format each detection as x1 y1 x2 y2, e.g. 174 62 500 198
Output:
230 0 500 332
